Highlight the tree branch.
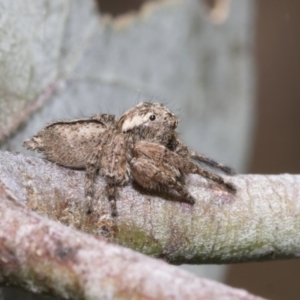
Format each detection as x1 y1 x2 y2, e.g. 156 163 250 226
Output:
1 151 299 264
0 177 263 300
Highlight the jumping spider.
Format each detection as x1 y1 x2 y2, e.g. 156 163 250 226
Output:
23 102 236 217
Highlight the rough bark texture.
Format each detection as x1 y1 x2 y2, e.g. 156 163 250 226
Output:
0 178 264 300
1 151 299 266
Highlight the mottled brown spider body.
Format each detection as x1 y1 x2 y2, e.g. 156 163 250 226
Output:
23 102 235 217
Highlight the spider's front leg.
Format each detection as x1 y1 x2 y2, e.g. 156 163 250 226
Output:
85 149 101 214
171 146 237 193
172 138 235 175
85 147 119 217
105 184 117 217
85 132 128 217
131 141 236 199
129 142 195 204
189 150 235 175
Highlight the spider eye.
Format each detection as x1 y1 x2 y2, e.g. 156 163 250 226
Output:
149 114 156 121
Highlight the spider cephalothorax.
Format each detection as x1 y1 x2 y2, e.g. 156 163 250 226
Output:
23 102 235 217
117 102 178 146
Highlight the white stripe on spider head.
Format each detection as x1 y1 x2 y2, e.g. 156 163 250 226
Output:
121 112 152 132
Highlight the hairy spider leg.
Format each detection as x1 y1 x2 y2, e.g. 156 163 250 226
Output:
132 141 236 195
85 149 101 214
189 164 236 193
85 148 119 216
106 184 118 217
189 151 235 175
130 157 195 204
171 151 237 193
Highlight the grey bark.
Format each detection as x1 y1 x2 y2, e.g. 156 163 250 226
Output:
1 151 299 265
0 178 264 300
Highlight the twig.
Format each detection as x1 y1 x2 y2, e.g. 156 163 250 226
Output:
0 179 263 300
0 80 62 141
1 151 300 264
